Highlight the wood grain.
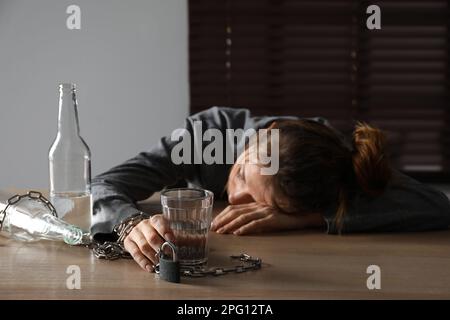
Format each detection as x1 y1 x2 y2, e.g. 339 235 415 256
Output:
1 189 449 299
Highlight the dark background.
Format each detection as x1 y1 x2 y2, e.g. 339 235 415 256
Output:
188 0 450 182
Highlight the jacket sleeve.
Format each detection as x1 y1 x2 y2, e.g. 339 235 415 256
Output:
323 171 450 234
91 135 186 240
91 106 255 239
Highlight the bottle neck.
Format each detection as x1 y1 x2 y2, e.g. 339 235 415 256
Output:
58 84 80 137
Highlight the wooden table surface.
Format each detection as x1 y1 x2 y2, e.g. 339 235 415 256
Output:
1 189 450 299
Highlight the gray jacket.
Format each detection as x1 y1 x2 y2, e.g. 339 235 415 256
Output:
92 107 450 239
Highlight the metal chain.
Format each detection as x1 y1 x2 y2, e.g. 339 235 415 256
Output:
0 191 130 260
90 215 264 276
181 253 262 277
88 241 132 260
87 239 262 277
154 253 262 278
0 191 58 232
110 215 264 276
114 212 147 243
81 212 147 260
1 193 263 276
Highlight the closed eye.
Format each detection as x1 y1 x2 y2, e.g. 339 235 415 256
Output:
237 165 246 182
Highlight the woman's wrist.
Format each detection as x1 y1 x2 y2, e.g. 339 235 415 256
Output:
114 212 148 243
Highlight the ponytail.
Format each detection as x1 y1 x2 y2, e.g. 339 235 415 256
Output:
335 122 391 232
352 122 391 196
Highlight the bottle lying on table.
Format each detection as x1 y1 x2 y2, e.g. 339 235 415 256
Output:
0 190 88 245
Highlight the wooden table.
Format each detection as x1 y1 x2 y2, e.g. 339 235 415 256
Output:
1 189 450 299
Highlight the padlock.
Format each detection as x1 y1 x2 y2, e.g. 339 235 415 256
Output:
158 241 180 283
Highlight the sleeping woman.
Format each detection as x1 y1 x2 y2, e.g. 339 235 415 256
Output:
91 107 450 272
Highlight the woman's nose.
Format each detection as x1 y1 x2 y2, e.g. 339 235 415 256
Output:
229 191 254 205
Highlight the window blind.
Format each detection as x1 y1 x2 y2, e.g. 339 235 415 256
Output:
189 0 450 176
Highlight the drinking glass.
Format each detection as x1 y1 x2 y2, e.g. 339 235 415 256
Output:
161 188 214 266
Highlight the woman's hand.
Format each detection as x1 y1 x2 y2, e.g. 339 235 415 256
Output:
123 214 175 272
210 202 325 235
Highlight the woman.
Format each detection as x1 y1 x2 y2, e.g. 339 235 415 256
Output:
92 107 450 272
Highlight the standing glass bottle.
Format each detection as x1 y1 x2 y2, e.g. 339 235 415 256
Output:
49 83 92 231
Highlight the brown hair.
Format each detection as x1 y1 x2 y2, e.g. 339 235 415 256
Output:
271 120 391 232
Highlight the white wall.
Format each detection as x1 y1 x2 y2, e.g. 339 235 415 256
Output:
0 0 189 189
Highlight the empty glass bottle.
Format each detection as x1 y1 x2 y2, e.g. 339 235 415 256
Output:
0 192 86 245
49 83 92 231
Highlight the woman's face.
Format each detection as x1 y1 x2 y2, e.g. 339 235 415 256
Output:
227 149 275 206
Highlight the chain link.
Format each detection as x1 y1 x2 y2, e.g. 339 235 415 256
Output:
155 253 262 278
0 191 58 232
91 215 264 276
80 212 147 260
1 193 263 276
114 212 147 243
89 241 132 260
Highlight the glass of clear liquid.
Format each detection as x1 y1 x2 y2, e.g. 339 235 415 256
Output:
161 188 214 266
